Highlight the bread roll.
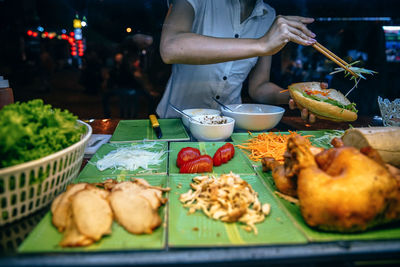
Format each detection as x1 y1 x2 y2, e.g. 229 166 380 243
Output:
342 127 400 167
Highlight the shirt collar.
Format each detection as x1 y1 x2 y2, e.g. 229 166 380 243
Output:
253 0 269 17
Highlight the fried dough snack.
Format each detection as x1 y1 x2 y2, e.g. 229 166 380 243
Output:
51 183 88 232
179 172 271 234
51 179 169 247
52 184 112 247
263 135 400 232
108 180 166 234
59 215 93 247
71 186 113 241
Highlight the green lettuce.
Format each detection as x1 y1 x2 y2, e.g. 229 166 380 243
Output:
0 99 86 169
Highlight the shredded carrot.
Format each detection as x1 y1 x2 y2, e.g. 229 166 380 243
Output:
305 89 329 97
235 131 312 163
279 89 289 93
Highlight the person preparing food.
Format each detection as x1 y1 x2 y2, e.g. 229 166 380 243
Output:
156 0 321 123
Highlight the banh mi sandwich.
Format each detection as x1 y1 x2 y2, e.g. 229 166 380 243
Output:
288 82 358 122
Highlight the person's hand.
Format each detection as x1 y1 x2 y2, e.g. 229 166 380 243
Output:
260 15 316 56
288 82 328 124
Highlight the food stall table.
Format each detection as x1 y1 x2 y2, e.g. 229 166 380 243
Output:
1 115 399 267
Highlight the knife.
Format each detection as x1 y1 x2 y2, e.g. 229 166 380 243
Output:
149 114 163 139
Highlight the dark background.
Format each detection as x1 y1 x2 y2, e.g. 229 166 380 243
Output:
0 0 399 119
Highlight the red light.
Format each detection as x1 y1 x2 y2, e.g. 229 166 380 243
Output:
44 32 49 37
61 34 68 40
68 37 75 43
32 32 38 37
71 51 77 56
79 53 84 57
69 32 75 37
27 30 33 36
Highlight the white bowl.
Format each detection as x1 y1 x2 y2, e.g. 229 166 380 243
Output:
181 108 221 128
220 104 285 131
189 115 235 142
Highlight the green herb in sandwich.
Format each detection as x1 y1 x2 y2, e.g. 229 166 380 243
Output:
300 90 358 113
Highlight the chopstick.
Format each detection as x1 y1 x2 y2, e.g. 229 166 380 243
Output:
312 42 359 78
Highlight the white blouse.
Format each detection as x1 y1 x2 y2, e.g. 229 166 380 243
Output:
156 0 276 118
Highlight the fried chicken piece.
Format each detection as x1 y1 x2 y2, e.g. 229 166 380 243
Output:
359 146 386 165
262 157 298 197
110 184 161 234
332 140 400 180
51 183 88 232
71 186 113 241
288 135 400 232
261 143 324 198
331 137 344 148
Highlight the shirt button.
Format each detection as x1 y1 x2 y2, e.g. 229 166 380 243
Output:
235 34 239 38
216 95 220 99
223 76 227 80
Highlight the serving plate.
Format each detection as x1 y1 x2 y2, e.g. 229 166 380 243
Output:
169 142 254 175
168 174 307 247
233 130 400 242
258 171 400 242
18 175 168 252
231 130 344 178
77 141 168 182
110 119 190 142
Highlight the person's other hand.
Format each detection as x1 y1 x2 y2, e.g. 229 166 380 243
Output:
288 82 328 124
260 15 316 56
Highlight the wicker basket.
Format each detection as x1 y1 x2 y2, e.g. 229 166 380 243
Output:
0 120 92 226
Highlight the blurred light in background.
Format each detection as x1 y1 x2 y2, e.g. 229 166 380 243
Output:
316 17 391 21
73 18 82 28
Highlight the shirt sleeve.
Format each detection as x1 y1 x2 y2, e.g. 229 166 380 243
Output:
185 0 202 17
